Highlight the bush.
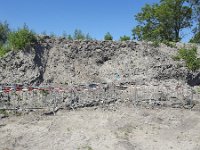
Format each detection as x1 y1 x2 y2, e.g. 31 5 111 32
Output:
0 21 10 45
152 40 161 47
174 47 200 71
0 45 10 57
120 35 130 41
67 35 73 40
190 32 200 43
73 29 85 40
104 32 113 41
163 40 177 48
8 25 37 50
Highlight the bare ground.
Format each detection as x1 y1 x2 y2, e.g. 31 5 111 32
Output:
0 104 200 150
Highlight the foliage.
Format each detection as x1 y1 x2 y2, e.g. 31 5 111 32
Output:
0 45 10 57
163 40 177 48
85 33 93 40
120 35 130 41
0 21 10 45
152 40 161 47
174 47 200 71
8 25 37 50
188 0 200 34
67 35 73 40
104 32 113 40
72 29 94 40
73 29 85 40
132 0 192 42
190 31 200 43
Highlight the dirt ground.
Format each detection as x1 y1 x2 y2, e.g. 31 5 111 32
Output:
0 104 200 150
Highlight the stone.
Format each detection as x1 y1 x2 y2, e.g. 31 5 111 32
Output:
0 37 199 110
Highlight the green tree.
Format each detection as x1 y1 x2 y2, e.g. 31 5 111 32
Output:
0 45 10 57
190 31 200 43
73 29 85 40
104 32 113 40
85 33 93 40
188 0 200 43
0 21 10 45
8 25 37 50
133 0 192 42
120 35 130 41
188 0 200 27
174 47 200 71
67 35 73 40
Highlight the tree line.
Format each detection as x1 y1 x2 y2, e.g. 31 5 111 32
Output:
0 0 200 58
0 23 132 57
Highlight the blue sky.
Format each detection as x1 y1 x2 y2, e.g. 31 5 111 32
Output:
0 0 192 41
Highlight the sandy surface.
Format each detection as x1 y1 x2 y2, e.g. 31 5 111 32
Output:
0 105 200 150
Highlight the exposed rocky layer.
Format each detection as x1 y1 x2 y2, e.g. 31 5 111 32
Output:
0 37 200 109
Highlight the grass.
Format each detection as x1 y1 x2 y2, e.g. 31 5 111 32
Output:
0 46 10 58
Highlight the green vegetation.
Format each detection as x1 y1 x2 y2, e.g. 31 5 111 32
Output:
104 32 113 40
62 29 94 40
0 0 199 60
8 25 37 50
188 0 200 42
0 21 10 45
120 35 130 41
173 47 200 71
0 22 37 57
73 29 85 40
67 35 73 40
190 32 200 43
132 0 192 43
0 45 10 57
0 21 10 57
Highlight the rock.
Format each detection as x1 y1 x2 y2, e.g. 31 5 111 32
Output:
0 38 199 109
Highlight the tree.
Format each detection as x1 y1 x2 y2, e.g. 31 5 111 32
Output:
67 35 73 40
188 0 200 43
174 47 200 71
73 29 85 40
120 35 130 41
133 0 192 42
85 33 93 40
0 21 10 45
8 25 37 50
104 32 113 40
190 31 200 43
188 0 200 28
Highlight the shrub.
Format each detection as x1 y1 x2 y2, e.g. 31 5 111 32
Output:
120 35 130 41
0 45 10 57
190 32 200 43
163 40 177 48
73 29 85 40
8 25 37 50
0 21 10 45
67 35 73 40
104 32 113 41
85 33 93 40
152 40 160 47
174 47 200 71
